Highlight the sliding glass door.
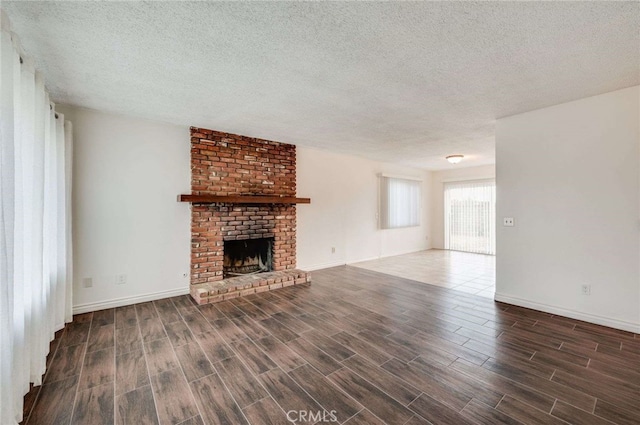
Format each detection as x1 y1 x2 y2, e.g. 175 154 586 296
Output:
444 180 496 255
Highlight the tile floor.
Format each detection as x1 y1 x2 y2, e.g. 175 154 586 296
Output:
351 249 496 298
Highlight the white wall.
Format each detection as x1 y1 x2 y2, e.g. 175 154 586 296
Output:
62 106 433 311
58 106 192 313
296 147 432 270
430 165 495 249
495 86 640 332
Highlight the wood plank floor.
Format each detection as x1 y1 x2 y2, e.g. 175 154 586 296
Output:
22 266 640 425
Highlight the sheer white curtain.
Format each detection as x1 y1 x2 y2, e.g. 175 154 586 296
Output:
444 179 496 255
1 11 73 424
380 176 421 229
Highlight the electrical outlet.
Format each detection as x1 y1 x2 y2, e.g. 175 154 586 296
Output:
116 274 127 285
181 272 188 278
331 247 336 254
581 284 591 296
503 217 515 227
82 278 93 288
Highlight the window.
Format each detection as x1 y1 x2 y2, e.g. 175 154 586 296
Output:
379 176 421 229
444 179 496 255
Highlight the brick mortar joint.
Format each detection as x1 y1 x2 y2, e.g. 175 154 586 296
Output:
189 126 299 287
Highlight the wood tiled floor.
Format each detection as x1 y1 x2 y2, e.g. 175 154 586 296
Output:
23 266 640 425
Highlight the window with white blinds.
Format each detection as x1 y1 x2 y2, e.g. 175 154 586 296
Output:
380 176 421 229
444 179 496 255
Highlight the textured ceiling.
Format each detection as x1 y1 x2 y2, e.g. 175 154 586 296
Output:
3 1 639 170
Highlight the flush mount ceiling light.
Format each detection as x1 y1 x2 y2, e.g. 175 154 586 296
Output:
446 154 464 164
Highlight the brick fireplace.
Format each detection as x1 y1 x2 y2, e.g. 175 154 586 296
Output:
184 127 310 304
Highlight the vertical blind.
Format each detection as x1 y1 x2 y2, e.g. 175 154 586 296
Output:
380 176 421 229
444 179 496 255
1 11 73 424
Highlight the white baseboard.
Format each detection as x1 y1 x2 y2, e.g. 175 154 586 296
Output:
494 292 640 333
347 248 433 266
348 256 379 265
380 246 431 258
73 287 190 314
300 261 347 271
301 248 434 272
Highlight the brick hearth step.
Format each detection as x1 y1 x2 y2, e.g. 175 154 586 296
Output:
190 269 311 305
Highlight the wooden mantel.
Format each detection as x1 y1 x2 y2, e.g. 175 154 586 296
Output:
178 194 311 204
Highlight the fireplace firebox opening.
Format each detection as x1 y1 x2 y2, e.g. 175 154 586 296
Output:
223 238 274 278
